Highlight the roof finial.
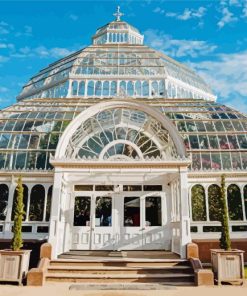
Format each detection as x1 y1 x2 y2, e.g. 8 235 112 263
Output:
113 6 124 21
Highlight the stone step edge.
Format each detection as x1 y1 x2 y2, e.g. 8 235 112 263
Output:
45 273 194 279
47 266 192 271
51 258 188 263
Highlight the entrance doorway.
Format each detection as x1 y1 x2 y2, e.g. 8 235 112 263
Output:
71 185 170 250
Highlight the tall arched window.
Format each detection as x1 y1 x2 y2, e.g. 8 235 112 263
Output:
227 184 243 220
103 81 109 96
12 184 28 221
78 81 85 96
71 81 78 96
191 185 206 221
45 186 53 221
208 184 221 221
95 81 102 96
135 81 141 96
127 81 134 96
87 81 94 96
120 81 126 95
0 184 8 220
109 81 116 96
142 81 149 96
29 184 45 221
151 81 158 96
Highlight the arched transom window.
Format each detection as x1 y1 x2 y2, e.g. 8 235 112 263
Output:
65 108 178 161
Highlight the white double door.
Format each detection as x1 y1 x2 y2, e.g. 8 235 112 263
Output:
72 192 169 250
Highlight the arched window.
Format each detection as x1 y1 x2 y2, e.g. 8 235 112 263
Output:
135 81 141 96
87 81 94 96
151 81 158 96
0 184 8 220
12 184 28 221
208 184 221 221
227 184 243 220
95 81 102 96
127 81 134 96
110 81 117 96
29 184 45 221
71 81 78 96
78 81 85 96
45 186 53 221
191 185 206 221
103 81 109 96
142 81 149 96
120 81 126 95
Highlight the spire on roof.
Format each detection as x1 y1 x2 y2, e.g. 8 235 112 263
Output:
113 6 124 21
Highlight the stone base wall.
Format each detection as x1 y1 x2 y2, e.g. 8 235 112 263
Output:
193 239 247 263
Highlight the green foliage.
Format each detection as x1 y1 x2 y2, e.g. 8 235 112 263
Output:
219 174 231 251
11 176 24 251
191 184 207 221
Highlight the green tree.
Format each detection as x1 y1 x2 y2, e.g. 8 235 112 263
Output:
191 184 207 221
219 174 231 250
11 176 25 251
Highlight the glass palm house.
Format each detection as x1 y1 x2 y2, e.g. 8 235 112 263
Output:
0 7 246 258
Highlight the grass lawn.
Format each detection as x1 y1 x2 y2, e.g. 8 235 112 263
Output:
245 267 247 278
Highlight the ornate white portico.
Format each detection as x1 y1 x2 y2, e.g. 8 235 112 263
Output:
48 100 191 258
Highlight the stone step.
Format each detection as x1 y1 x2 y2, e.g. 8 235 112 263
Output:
69 282 195 289
50 258 190 267
47 265 193 275
45 272 195 283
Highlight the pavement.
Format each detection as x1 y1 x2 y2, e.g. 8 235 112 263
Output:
0 283 247 296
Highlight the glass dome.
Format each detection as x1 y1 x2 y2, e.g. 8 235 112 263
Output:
17 7 215 102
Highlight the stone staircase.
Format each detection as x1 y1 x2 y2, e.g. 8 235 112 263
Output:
43 251 195 286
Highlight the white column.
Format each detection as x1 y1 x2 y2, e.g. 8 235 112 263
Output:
25 184 32 221
42 186 48 222
205 185 209 221
48 170 63 258
179 167 191 258
4 177 17 233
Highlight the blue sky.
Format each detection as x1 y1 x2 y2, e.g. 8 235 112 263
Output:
0 0 247 112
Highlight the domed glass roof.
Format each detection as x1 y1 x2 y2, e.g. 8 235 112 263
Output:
17 7 215 102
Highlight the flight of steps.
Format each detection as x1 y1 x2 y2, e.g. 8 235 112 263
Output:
44 251 195 286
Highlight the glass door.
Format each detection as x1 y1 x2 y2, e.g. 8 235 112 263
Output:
72 195 92 250
91 195 115 250
116 193 144 250
142 195 167 249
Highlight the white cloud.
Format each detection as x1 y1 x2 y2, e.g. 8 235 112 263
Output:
153 6 207 21
15 25 33 37
0 43 14 49
144 29 217 58
10 45 74 59
217 7 238 28
190 51 247 108
69 14 79 21
0 26 9 35
0 86 8 93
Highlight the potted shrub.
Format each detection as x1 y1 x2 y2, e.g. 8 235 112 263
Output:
0 176 31 285
211 174 245 285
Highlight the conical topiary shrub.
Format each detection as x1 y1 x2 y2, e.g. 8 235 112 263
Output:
219 174 231 250
11 176 25 251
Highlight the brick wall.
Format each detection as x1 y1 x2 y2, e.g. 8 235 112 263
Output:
193 239 247 263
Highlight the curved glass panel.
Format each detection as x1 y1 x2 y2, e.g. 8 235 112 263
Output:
65 108 178 160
